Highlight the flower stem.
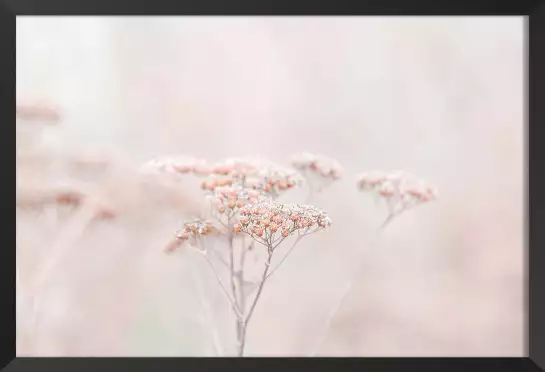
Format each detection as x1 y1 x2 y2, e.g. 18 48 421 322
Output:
310 224 388 355
238 251 273 356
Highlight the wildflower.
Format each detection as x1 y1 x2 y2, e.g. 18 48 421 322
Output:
291 152 344 181
200 174 236 191
206 183 271 220
233 201 331 248
208 157 301 199
357 170 438 216
357 171 387 190
166 220 218 253
210 157 261 178
257 163 301 197
291 152 344 194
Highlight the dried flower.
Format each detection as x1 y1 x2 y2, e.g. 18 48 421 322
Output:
235 201 331 248
357 170 437 216
253 162 301 197
290 152 343 196
206 157 300 199
211 157 262 178
291 152 344 181
206 183 271 220
356 171 382 190
166 220 218 253
200 174 236 191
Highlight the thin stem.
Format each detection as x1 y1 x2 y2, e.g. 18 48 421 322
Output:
227 225 247 356
17 202 99 355
379 212 396 231
210 248 230 270
238 239 252 312
238 250 274 356
380 203 418 232
235 319 245 357
228 228 239 306
310 224 388 356
271 236 287 250
266 235 303 280
309 263 362 356
202 253 242 319
242 232 269 249
189 260 223 356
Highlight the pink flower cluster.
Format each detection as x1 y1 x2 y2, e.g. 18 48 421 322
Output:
209 157 262 177
200 175 235 191
291 152 343 181
357 171 438 213
206 184 271 219
205 157 300 198
175 220 216 241
234 202 332 247
165 220 217 253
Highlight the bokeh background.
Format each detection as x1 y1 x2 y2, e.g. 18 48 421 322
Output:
16 16 524 356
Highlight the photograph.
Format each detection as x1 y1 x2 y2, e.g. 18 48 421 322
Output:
15 16 524 357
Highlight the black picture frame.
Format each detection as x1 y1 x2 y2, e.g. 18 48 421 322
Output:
3 1 544 371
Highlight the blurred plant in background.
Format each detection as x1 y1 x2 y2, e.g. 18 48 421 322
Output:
15 16 523 357
15 108 439 356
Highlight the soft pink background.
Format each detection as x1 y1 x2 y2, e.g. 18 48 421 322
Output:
16 16 524 356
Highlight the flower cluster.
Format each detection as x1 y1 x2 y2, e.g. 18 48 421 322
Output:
210 157 262 177
177 220 216 241
255 162 300 194
140 155 212 177
206 184 271 220
234 202 332 248
207 157 300 198
357 171 438 214
165 220 217 253
200 175 235 191
291 152 343 181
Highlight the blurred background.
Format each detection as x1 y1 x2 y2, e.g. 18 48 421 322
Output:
16 16 524 356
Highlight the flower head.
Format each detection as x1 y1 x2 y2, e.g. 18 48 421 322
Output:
205 183 272 220
211 157 262 178
200 175 235 191
291 152 344 181
235 202 331 249
249 163 301 197
357 171 387 190
166 219 218 253
209 157 301 199
357 170 437 214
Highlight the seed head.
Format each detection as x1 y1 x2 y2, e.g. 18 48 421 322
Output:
209 157 301 199
357 170 438 214
291 152 344 181
168 219 217 253
233 201 331 248
206 183 271 219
